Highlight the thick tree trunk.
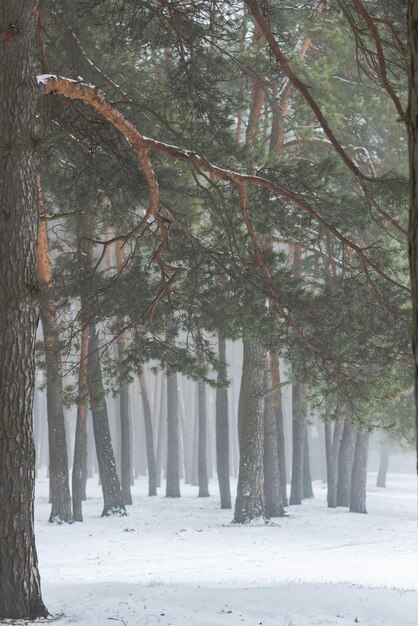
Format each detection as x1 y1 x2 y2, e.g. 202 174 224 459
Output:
376 446 390 488
0 1 48 617
139 373 157 496
233 339 266 523
117 337 132 505
197 381 210 497
87 321 126 516
350 432 369 514
166 372 181 497
263 363 284 517
303 425 314 499
72 323 90 521
270 354 287 506
327 419 344 508
37 200 73 524
336 417 356 507
289 383 305 505
216 336 232 509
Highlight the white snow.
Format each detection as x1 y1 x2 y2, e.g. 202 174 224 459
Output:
30 473 417 625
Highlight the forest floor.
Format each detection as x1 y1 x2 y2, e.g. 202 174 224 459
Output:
29 472 417 626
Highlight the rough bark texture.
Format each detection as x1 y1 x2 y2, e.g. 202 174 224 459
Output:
139 373 157 496
289 383 305 505
327 420 344 508
263 365 284 517
336 417 356 507
303 425 314 499
376 446 390 488
350 432 369 514
233 339 266 523
0 0 48 617
216 336 232 509
166 372 181 497
270 354 287 506
87 322 126 516
197 381 210 497
72 323 89 521
37 194 73 524
408 0 418 481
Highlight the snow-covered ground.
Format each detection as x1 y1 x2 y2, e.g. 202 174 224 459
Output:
30 473 417 626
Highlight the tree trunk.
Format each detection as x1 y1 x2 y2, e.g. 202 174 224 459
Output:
166 372 181 497
336 417 355 507
87 321 126 516
155 375 167 488
376 446 390 488
216 335 232 509
233 339 266 523
327 419 344 508
72 323 90 521
263 362 284 517
350 432 369 514
0 1 48 617
36 196 73 524
117 336 132 505
289 383 305 505
270 354 287 506
139 373 157 495
197 381 210 497
303 425 314 499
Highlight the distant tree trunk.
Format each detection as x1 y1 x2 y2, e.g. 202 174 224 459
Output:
263 361 284 517
36 194 73 524
376 446 390 488
303 425 314 499
336 417 355 507
139 373 157 495
155 375 167 488
350 432 369 514
117 336 132 505
72 323 90 521
327 419 344 508
270 353 287 506
289 383 305 505
233 339 266 523
198 381 210 497
87 321 127 516
216 335 232 509
0 1 48 616
166 372 181 497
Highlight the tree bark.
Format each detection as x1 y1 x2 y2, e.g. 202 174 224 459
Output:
327 419 344 508
336 417 356 507
87 321 127 516
166 372 181 497
36 192 73 524
303 425 314 499
270 354 287 506
216 335 232 509
233 339 266 523
197 381 210 497
117 336 132 505
0 0 48 617
263 361 284 517
72 323 90 521
139 373 157 496
350 432 369 514
376 445 390 488
289 383 306 505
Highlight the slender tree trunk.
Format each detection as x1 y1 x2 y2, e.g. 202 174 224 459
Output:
263 361 284 516
376 445 390 488
117 336 132 505
216 335 232 509
0 1 48 616
327 419 344 508
166 372 181 497
336 417 355 507
303 425 314 499
289 383 305 505
233 339 266 523
197 381 210 497
72 323 90 521
87 321 127 516
36 194 73 523
350 432 369 514
156 375 167 488
270 354 287 506
139 373 157 496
